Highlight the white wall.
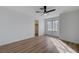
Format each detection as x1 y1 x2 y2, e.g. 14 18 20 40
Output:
45 17 59 37
60 10 79 44
0 7 35 46
39 17 45 36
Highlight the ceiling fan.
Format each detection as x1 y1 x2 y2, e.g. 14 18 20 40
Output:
36 6 56 15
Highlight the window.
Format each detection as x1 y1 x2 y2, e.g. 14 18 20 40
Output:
47 20 59 31
48 21 52 31
53 20 59 31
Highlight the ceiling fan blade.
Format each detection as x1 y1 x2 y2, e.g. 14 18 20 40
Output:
46 9 56 13
36 11 43 13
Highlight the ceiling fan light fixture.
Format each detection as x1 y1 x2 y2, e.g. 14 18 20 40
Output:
44 13 47 15
36 6 56 16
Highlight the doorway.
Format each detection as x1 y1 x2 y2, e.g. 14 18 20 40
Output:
35 20 39 36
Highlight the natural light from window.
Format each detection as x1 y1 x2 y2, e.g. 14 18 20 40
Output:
48 20 59 31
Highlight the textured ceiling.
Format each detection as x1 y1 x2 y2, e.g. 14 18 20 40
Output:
4 6 79 18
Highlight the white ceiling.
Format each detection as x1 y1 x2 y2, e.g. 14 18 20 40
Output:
4 6 79 18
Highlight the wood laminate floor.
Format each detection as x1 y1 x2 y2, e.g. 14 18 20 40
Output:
0 35 76 53
62 40 79 53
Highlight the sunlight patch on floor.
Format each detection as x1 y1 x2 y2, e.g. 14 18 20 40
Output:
50 37 76 53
